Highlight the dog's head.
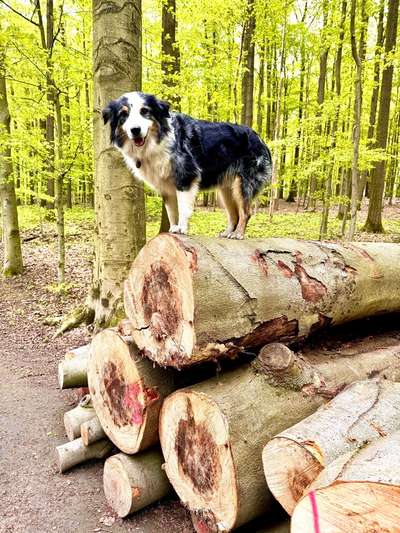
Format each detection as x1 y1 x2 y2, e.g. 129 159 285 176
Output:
102 92 171 150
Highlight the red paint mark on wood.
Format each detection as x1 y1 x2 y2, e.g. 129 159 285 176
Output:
123 382 144 425
277 259 294 278
343 243 382 279
294 263 327 303
132 487 141 498
252 249 269 276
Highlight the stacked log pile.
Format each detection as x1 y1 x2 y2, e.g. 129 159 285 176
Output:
55 235 400 531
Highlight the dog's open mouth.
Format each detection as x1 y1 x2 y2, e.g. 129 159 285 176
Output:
133 135 146 147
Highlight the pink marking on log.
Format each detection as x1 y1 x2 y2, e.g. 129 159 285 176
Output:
123 382 145 425
309 491 321 533
277 259 294 278
252 249 268 276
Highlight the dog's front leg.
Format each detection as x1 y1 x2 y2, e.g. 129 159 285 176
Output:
169 180 199 235
163 194 178 230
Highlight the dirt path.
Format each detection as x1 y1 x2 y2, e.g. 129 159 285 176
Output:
0 240 196 533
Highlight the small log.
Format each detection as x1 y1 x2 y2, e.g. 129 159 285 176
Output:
103 450 171 517
124 234 400 367
263 379 400 514
55 438 113 473
291 430 400 532
64 395 96 441
88 329 175 454
58 346 90 389
160 341 400 532
64 344 91 361
81 416 106 446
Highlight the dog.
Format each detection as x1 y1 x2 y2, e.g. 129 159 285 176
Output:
102 91 272 239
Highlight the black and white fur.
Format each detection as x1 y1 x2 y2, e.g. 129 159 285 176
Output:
102 91 272 239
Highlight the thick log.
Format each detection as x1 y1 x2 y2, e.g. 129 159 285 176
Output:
81 416 106 446
88 329 175 454
159 341 400 532
291 431 400 532
64 395 96 441
58 345 90 389
263 379 400 515
124 234 400 367
103 450 171 517
55 438 113 473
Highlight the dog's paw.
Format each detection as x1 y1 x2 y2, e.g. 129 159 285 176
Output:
227 231 244 240
169 225 187 235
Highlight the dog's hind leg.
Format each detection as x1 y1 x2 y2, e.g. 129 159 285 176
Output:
170 179 199 234
218 186 239 238
229 176 251 240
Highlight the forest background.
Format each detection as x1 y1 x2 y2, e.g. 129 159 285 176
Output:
0 0 400 329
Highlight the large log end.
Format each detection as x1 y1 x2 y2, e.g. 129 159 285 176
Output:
160 390 239 532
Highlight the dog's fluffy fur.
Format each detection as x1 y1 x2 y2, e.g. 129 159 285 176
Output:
102 91 272 238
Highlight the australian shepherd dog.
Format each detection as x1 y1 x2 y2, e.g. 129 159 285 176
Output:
102 92 272 239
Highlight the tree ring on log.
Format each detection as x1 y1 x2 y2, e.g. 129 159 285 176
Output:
262 437 323 514
160 390 238 532
292 483 400 532
88 330 161 454
103 455 134 517
124 235 195 366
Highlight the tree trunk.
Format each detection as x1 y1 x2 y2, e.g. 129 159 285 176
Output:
55 437 113 473
125 234 400 368
87 329 175 454
161 0 180 110
90 0 146 328
80 416 106 446
291 430 400 532
240 0 255 127
54 93 65 283
103 450 171 517
159 340 400 532
256 41 265 135
347 0 366 239
64 396 96 441
319 0 346 238
0 40 23 276
263 378 400 514
359 0 385 203
45 0 55 209
364 0 399 232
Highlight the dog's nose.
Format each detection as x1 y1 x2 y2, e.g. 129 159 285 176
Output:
131 127 141 137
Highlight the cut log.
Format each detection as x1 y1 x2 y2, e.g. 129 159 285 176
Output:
58 346 90 389
64 344 91 361
263 379 400 515
81 416 106 446
88 329 175 454
159 341 400 532
55 437 113 473
291 430 400 532
124 234 400 367
103 450 171 517
64 395 96 441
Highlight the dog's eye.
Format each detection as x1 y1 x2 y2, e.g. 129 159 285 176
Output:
118 113 127 124
140 107 150 118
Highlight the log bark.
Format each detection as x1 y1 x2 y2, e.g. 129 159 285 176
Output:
159 340 400 532
125 234 400 367
291 430 400 532
103 450 171 517
55 437 113 473
64 344 90 361
64 396 96 441
58 351 89 389
263 378 400 514
81 416 106 446
88 329 175 454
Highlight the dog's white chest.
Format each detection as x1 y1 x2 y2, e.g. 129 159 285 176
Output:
122 137 175 196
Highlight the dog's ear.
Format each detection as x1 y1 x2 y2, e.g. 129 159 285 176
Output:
102 106 112 125
157 99 170 118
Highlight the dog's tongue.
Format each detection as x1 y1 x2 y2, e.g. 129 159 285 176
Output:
134 137 145 147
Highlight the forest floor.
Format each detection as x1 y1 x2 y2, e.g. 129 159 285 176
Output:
0 200 399 533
